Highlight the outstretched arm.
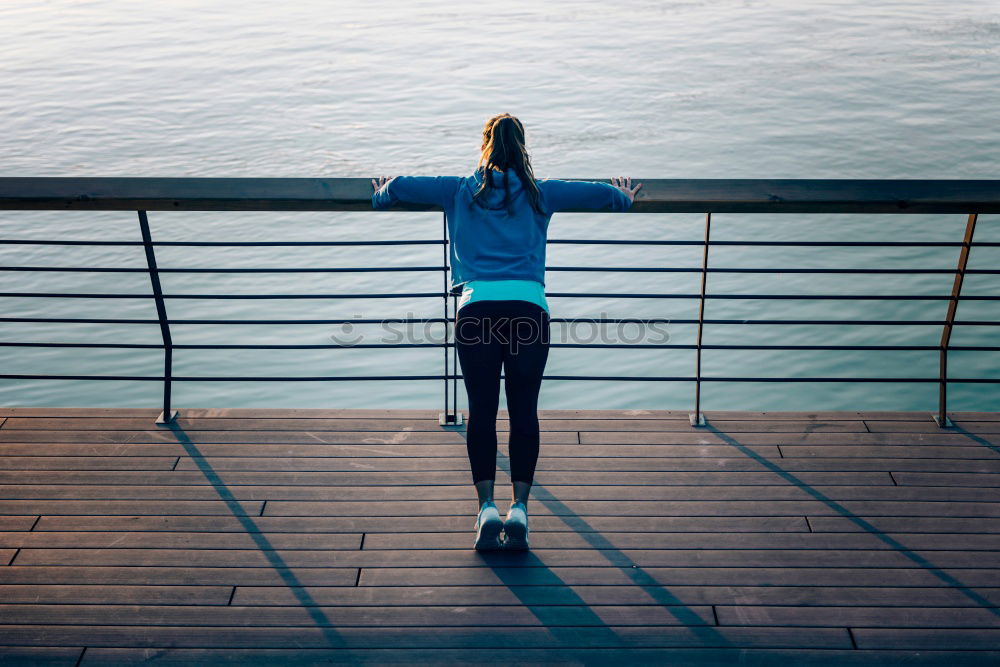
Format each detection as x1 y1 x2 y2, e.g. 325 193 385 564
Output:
541 176 642 213
371 175 461 210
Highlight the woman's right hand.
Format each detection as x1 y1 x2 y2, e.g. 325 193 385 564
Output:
611 176 642 203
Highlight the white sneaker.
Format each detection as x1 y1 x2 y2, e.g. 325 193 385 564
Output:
473 501 504 551
503 502 529 550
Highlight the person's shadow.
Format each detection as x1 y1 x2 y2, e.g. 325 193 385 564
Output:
454 426 728 649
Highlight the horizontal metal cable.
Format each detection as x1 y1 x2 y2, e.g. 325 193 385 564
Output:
0 316 450 324
3 291 1000 301
0 238 459 247
2 290 998 302
4 265 998 274
548 267 1000 274
551 239 1000 247
1 373 995 383
0 341 446 349
5 237 999 247
0 266 446 273
0 292 443 299
551 343 1000 351
547 293 1000 300
2 341 997 351
2 316 997 326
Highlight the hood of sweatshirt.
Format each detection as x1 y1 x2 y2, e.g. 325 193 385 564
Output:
465 165 525 210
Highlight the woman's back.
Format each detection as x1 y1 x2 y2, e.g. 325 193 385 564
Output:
372 165 633 288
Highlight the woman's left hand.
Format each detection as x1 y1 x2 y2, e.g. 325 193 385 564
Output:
371 175 393 191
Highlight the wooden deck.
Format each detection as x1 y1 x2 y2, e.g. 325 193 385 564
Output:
0 408 998 665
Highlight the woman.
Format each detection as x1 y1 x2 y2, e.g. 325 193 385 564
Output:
372 113 641 551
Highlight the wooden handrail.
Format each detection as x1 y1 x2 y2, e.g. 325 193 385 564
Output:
0 177 998 213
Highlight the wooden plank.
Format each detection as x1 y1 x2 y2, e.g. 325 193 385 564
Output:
867 420 1000 434
4 484 993 502
261 499 1000 518
664 433 996 446
0 566 357 586
0 624 853 649
0 407 992 421
0 470 899 486
75 647 1000 665
15 547 999 569
359 566 1000 587
0 417 696 432
0 407 680 420
777 445 1000 459
174 455 836 473
0 444 784 459
423 457 1000 473
1 441 996 459
893 472 1000 487
0 407 440 419
5 428 997 447
853 629 1000 650
682 421 869 433
0 532 363 550
703 411 866 421
952 412 1000 422
0 430 577 444
709 411 964 421
0 501 265 516
0 585 232 605
0 517 37 531
361 531 1000 551
0 457 178 471
232 584 1000 608
1 549 15 566
808 516 1000 533
761 459 1000 472
758 431 1000 445
5 453 998 474
0 647 81 664
34 515 809 533
716 605 1000 628
533 409 691 420
580 431 1000 446
0 603 716 627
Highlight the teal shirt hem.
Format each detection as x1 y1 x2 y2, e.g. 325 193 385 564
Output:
457 280 549 314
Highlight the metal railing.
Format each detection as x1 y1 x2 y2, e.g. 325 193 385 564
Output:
1 177 997 427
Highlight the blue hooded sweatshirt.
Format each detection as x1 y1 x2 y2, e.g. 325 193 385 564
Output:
372 166 632 288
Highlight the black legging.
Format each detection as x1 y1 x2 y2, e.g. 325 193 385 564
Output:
455 299 550 485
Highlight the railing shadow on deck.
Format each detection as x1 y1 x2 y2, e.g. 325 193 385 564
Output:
703 423 1000 618
953 423 1000 457
161 421 349 648
0 177 998 424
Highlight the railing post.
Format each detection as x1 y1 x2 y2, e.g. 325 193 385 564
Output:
138 210 177 425
452 289 460 422
439 211 462 426
690 211 711 427
935 213 978 427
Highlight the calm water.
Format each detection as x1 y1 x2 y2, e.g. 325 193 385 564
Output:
1 0 997 411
